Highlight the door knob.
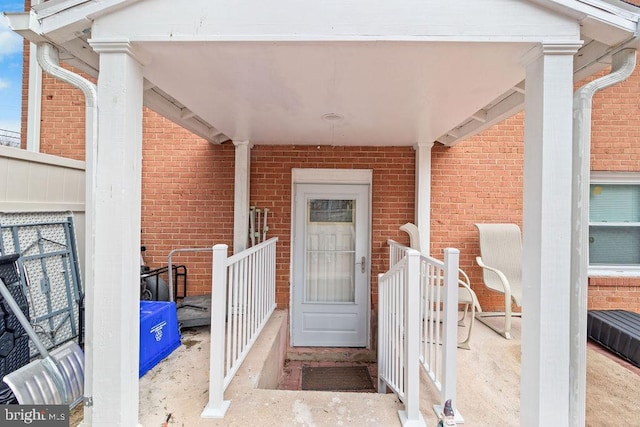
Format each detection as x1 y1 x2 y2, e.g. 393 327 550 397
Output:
357 256 366 274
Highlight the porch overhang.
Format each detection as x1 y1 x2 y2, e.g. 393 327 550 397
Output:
6 0 638 146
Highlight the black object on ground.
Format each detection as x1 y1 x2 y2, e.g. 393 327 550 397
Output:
301 365 375 392
0 254 31 405
587 309 640 368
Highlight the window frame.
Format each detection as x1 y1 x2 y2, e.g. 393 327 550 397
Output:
589 171 640 277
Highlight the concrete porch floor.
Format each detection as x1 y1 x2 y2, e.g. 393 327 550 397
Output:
74 309 639 426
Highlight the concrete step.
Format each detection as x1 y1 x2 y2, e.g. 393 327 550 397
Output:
286 346 376 362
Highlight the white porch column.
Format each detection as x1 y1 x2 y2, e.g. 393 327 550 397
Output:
85 40 145 427
233 140 251 253
520 43 581 427
415 142 433 255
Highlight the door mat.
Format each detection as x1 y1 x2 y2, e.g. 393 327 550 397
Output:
301 366 375 392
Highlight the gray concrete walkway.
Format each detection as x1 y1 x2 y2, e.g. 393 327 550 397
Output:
133 310 639 426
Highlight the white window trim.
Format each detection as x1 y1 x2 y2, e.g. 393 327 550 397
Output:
589 171 640 277
292 168 372 184
591 171 640 184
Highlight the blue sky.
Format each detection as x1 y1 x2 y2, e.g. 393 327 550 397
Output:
0 1 26 133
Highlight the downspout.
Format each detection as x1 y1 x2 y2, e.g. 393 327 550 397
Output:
570 48 636 427
36 42 97 424
25 0 42 152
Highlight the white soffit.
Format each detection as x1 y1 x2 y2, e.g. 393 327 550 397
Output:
137 41 531 146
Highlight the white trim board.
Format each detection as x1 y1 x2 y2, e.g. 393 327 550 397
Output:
292 168 372 184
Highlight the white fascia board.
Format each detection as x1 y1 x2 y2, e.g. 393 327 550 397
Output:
4 12 48 44
27 0 143 44
91 0 579 43
32 0 92 18
530 0 638 43
6 11 101 76
34 0 141 23
531 0 638 23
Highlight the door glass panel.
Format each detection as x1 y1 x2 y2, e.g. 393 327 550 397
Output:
305 199 355 303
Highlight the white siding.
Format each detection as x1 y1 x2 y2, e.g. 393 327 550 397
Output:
0 145 85 212
0 145 86 274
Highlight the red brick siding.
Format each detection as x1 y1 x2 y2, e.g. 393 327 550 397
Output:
250 145 414 308
434 60 640 313
585 58 640 312
19 0 31 149
140 115 235 297
590 60 640 172
20 40 29 149
588 277 640 311
37 71 90 160
431 113 524 311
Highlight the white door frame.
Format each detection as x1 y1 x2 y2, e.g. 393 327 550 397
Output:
290 168 373 347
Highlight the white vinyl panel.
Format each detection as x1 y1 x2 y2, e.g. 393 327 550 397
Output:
4 159 30 201
0 157 8 200
27 162 48 201
62 168 85 204
0 148 85 211
45 165 66 202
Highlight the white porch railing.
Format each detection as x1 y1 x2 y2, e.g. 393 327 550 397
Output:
379 240 462 425
201 237 278 418
378 248 425 427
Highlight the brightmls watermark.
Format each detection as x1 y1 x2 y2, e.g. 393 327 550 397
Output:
1 405 69 426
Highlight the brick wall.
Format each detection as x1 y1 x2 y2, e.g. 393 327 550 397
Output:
586 57 640 311
431 114 524 311
141 142 415 308
36 71 90 160
250 145 414 308
434 58 640 313
588 277 640 311
140 115 235 297
19 1 30 149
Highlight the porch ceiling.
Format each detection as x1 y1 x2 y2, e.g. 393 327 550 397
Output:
6 0 639 146
139 41 531 147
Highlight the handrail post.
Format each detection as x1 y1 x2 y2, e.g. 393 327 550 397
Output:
435 247 463 423
400 249 426 427
377 272 388 394
201 244 231 418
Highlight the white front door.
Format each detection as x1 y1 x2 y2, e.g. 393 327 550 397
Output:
292 183 370 347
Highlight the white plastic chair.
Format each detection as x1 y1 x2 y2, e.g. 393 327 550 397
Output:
474 223 522 339
399 223 481 349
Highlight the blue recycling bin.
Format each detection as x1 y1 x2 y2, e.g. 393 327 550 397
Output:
139 301 181 377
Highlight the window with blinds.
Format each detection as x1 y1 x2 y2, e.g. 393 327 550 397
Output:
589 175 640 272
